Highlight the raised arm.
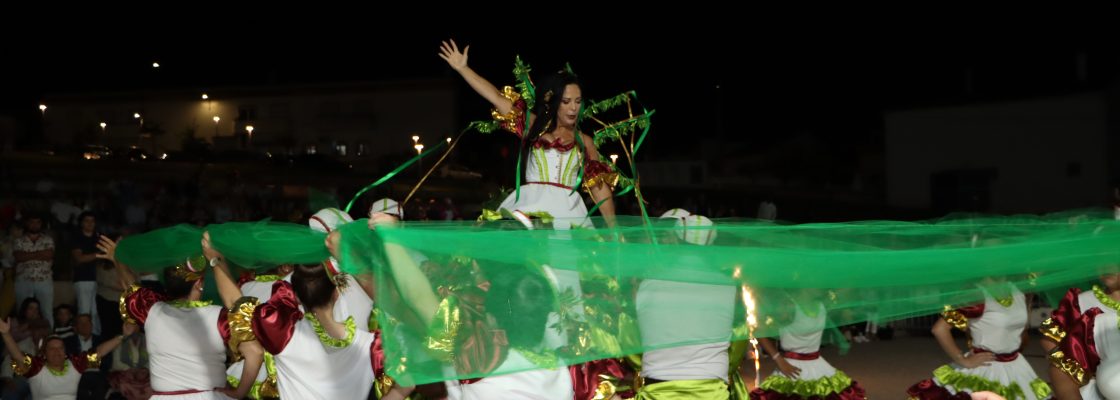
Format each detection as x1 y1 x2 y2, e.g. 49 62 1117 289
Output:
0 318 27 366
96 235 137 288
202 232 242 310
327 230 376 300
94 322 137 358
368 213 440 325
439 39 517 116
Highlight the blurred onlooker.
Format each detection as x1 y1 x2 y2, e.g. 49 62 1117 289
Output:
441 197 460 220
0 224 22 297
70 212 103 335
0 319 49 400
52 304 74 338
9 298 44 343
95 241 125 340
64 314 102 355
12 215 54 327
757 200 778 221
123 200 146 231
50 197 83 228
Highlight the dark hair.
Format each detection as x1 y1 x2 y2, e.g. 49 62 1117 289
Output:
77 211 96 223
162 266 201 299
54 304 74 317
291 263 335 311
17 298 42 322
483 266 556 348
520 70 582 166
40 336 66 355
23 213 43 224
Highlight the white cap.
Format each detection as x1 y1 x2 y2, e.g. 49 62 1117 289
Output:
369 198 403 219
659 208 691 220
675 215 716 246
308 207 354 233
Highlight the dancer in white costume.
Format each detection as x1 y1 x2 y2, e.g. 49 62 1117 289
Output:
750 291 866 400
97 236 263 400
439 39 617 230
368 212 575 400
0 317 133 400
635 214 737 399
908 283 1051 400
222 207 376 396
439 37 623 359
1042 271 1120 400
208 225 406 400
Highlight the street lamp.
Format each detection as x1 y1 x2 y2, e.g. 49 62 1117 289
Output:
38 104 46 114
246 125 254 146
152 62 160 68
609 154 619 163
213 116 220 136
414 143 425 178
411 135 420 144
201 93 209 100
446 137 452 144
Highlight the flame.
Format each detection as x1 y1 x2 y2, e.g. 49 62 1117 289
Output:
741 285 762 388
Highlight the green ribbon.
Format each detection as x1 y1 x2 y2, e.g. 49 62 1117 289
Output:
343 140 447 213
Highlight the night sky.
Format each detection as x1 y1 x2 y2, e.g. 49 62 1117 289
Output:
1 25 1112 161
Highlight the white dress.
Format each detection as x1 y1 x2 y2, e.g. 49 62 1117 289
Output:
271 320 377 400
498 139 591 230
774 302 836 381
751 301 865 399
1088 312 1120 400
254 280 376 400
445 350 574 400
480 137 608 397
918 285 1051 400
636 278 736 382
1047 287 1120 400
498 139 596 351
227 273 375 396
135 296 232 399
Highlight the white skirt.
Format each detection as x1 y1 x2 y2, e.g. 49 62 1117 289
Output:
772 357 838 381
499 183 590 230
932 356 1051 400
